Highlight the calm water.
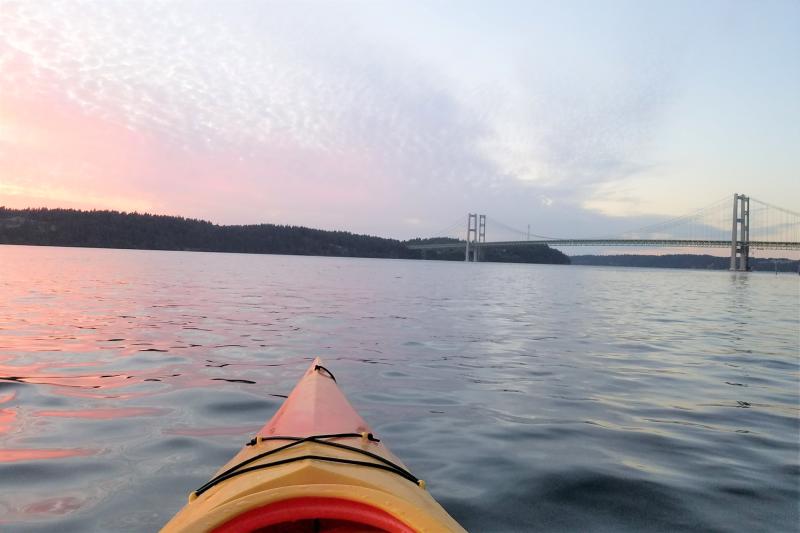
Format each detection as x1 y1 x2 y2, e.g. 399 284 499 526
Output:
0 245 798 532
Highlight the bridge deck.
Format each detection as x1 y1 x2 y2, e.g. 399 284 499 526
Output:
407 239 799 250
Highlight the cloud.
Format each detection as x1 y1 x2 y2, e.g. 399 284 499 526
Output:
479 38 678 205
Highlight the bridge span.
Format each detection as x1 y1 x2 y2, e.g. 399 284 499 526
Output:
407 239 799 251
408 194 800 270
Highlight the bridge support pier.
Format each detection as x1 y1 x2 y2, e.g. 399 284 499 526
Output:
730 193 750 271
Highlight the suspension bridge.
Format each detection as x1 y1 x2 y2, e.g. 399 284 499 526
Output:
407 194 800 271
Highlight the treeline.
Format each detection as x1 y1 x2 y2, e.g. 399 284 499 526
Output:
0 207 414 258
0 207 570 264
571 254 800 272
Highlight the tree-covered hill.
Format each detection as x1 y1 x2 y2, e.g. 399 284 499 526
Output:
0 207 412 258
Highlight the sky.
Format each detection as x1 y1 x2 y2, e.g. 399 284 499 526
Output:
0 0 798 245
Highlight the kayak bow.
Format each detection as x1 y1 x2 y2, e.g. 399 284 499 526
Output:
162 358 466 532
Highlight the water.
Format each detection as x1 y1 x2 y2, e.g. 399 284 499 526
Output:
0 245 798 532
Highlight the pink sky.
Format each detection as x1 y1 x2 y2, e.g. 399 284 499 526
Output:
1 83 382 229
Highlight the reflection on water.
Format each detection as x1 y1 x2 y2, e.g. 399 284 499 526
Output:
0 245 798 531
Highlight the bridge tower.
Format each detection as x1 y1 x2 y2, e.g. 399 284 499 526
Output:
730 193 750 271
465 214 486 262
465 213 476 262
475 215 486 262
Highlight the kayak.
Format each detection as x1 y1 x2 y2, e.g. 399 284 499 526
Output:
161 358 466 532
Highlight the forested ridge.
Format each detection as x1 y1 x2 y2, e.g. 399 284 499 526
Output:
0 207 570 264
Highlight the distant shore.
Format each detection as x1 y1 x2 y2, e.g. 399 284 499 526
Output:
0 207 569 265
570 254 799 272
3 207 797 271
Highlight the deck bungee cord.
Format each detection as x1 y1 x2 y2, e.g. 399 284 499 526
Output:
194 433 421 498
313 364 337 382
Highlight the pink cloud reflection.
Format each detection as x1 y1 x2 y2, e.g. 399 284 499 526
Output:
0 447 97 463
34 407 166 419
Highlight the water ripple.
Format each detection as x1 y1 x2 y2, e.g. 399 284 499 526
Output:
0 245 797 532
